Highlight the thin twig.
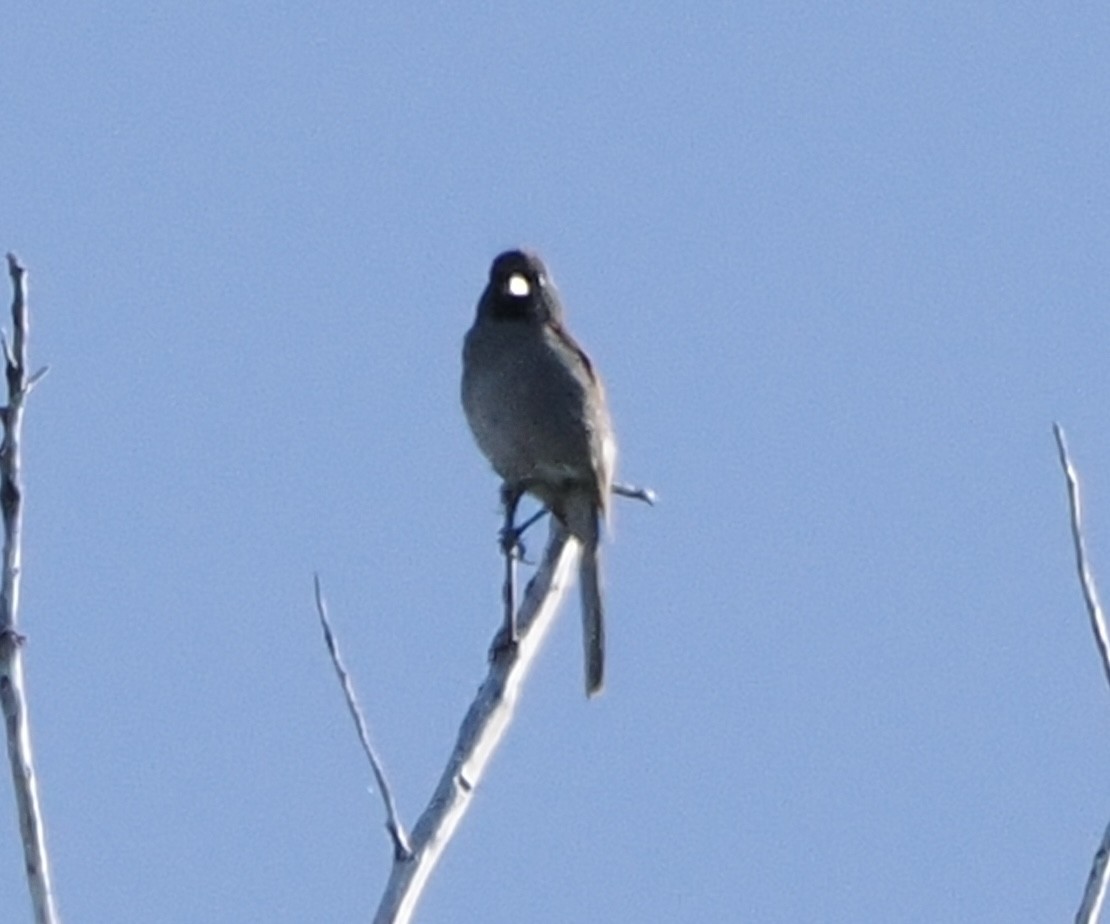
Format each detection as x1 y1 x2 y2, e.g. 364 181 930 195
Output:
1053 423 1110 690
612 481 656 505
1077 820 1110 924
1053 423 1110 923
373 521 579 924
0 254 59 924
314 574 410 859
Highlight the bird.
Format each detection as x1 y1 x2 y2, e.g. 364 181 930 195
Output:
461 249 616 697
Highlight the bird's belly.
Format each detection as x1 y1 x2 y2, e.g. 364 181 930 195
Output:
464 367 593 486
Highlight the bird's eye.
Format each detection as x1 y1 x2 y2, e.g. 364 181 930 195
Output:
506 273 531 297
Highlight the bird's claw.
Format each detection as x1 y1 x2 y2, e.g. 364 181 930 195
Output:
488 621 520 662
498 525 527 562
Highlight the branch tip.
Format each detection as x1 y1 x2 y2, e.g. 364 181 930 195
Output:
25 367 48 391
612 481 657 506
1053 424 1110 695
313 574 410 860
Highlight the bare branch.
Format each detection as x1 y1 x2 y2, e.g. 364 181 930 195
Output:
612 481 656 505
25 366 49 393
1053 424 1110 923
314 574 410 859
1077 820 1110 924
337 471 651 917
0 253 59 924
1053 423 1110 690
373 521 579 924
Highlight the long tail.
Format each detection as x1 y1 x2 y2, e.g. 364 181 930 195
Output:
564 492 606 697
580 532 605 697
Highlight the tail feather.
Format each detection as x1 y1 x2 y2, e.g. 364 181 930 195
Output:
580 538 605 697
563 492 606 698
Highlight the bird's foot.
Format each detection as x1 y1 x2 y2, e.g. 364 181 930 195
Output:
498 524 526 562
498 507 549 564
488 619 520 663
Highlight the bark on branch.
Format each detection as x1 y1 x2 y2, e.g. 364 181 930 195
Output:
0 254 58 924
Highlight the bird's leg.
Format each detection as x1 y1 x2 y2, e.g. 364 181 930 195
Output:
498 489 525 563
504 507 549 562
495 482 524 654
490 481 556 660
497 473 552 563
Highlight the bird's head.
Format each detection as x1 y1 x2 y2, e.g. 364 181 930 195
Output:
478 249 565 324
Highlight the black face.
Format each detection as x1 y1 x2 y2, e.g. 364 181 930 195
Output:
479 249 564 323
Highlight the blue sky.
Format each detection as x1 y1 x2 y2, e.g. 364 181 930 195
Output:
2 3 1110 921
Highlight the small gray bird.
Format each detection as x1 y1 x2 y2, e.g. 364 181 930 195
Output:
462 249 616 697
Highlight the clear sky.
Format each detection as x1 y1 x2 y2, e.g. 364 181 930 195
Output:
2 4 1110 921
